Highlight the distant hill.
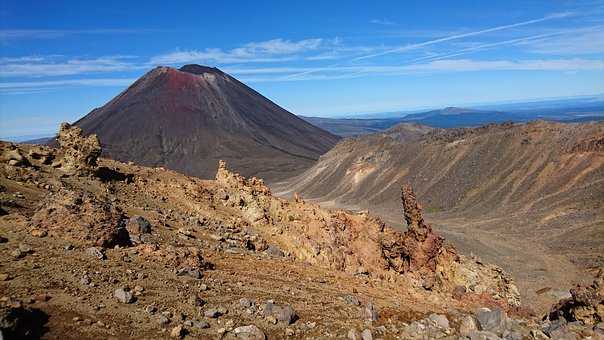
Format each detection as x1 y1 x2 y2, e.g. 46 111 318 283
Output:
300 116 403 137
302 99 604 136
398 107 521 128
71 64 340 181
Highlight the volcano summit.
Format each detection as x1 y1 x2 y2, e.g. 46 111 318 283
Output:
73 64 340 181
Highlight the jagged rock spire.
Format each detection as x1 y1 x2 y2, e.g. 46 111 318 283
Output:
401 184 426 230
400 184 447 272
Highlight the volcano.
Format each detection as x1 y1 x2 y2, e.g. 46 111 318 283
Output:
74 64 340 181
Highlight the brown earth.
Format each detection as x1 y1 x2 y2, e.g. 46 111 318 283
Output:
274 121 604 313
0 125 565 339
71 64 340 182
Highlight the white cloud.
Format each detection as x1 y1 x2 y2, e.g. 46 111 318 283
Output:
242 38 323 54
0 29 162 40
230 58 604 82
354 12 574 61
405 58 604 72
150 38 326 65
522 28 604 54
0 56 141 77
282 12 575 80
370 19 397 26
0 78 135 92
410 32 567 63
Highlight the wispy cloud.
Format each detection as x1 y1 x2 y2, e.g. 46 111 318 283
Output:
370 18 397 26
0 29 164 41
522 27 604 54
0 11 600 90
410 32 567 63
0 78 135 93
353 12 574 61
0 55 141 77
3 56 602 91
228 58 604 82
150 38 326 65
405 58 604 73
283 12 576 80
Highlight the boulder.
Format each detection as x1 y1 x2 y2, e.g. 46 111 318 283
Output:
476 307 506 332
347 329 361 340
459 315 478 336
363 302 379 321
170 325 185 338
126 216 151 235
233 325 266 339
548 268 604 325
114 288 134 304
262 301 297 325
428 313 450 329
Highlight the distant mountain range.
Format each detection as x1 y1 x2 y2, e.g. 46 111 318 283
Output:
303 97 604 136
299 116 403 137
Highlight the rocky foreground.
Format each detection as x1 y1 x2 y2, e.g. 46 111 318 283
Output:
0 123 603 339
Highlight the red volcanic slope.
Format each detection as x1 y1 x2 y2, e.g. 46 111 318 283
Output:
74 65 340 181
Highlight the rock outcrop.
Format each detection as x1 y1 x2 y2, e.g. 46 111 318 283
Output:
30 189 131 248
215 160 272 223
571 136 604 153
55 122 101 174
1 122 99 174
214 161 521 306
391 185 458 275
548 269 604 325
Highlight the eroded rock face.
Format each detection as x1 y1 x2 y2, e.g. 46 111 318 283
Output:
56 122 101 173
571 136 604 153
215 160 272 223
0 144 30 167
138 244 212 276
548 269 604 325
29 189 131 248
213 162 520 307
0 142 57 168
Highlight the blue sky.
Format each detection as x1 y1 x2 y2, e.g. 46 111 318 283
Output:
1 0 604 138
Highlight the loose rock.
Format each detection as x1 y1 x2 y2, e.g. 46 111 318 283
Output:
127 216 152 235
459 315 478 336
263 301 296 325
429 313 450 329
113 288 134 304
30 229 47 238
204 308 222 318
364 302 379 321
86 247 105 260
158 315 170 326
193 320 210 329
476 307 506 332
170 325 185 338
348 329 361 340
343 294 360 306
233 324 266 339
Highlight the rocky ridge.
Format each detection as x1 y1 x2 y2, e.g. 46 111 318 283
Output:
276 120 604 311
0 124 601 339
